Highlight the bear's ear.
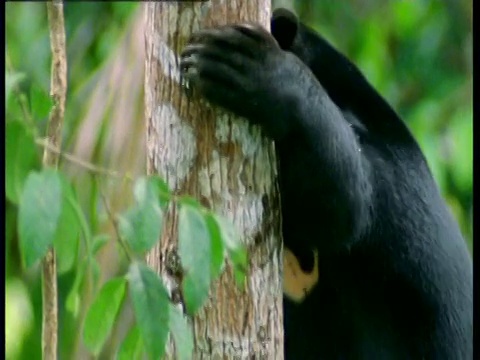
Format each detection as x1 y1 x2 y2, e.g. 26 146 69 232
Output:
271 8 299 50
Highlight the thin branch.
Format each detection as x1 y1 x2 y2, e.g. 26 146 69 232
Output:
35 138 133 181
42 1 67 359
98 182 133 262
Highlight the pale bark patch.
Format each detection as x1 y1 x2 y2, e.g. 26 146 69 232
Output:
152 34 181 84
149 103 197 190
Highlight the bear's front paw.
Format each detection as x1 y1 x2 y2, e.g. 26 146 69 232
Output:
180 23 280 119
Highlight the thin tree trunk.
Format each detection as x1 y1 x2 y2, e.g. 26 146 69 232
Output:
144 1 284 359
42 1 67 359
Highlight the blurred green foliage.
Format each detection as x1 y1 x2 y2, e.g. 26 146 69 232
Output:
290 0 472 246
5 1 472 359
6 3 140 359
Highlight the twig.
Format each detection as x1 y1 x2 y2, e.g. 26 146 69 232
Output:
98 182 133 262
42 1 67 359
35 138 133 181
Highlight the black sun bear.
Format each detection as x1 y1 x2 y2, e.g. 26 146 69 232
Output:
180 8 473 360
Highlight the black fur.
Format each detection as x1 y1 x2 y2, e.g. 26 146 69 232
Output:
180 8 473 359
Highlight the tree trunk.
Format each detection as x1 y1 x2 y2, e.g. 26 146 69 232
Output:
144 1 284 359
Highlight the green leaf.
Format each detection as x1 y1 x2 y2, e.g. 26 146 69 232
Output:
118 177 164 254
117 325 144 360
6 121 41 203
169 305 193 360
233 267 246 290
66 259 88 316
178 205 211 315
128 262 170 360
118 207 161 255
66 257 102 315
30 84 52 120
18 170 62 267
90 258 102 292
70 191 93 249
177 196 202 209
83 277 127 356
205 212 225 281
6 91 24 120
91 234 110 255
5 71 25 110
212 214 248 286
54 176 80 274
148 176 172 207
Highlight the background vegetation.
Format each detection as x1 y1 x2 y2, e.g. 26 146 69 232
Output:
5 1 472 359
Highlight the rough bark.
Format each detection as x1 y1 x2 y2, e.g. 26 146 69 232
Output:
144 1 284 359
